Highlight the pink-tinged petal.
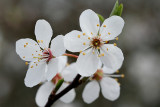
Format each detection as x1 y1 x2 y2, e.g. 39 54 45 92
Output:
80 9 100 36
82 80 100 104
16 38 41 61
24 61 47 87
35 82 54 107
50 35 66 57
100 16 124 41
100 77 120 101
61 63 78 82
35 20 53 49
64 30 90 52
57 83 76 103
46 58 59 81
76 49 100 76
100 44 124 72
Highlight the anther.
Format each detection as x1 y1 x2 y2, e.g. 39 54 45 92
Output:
78 35 81 38
92 51 95 54
25 62 28 65
32 54 34 56
31 65 33 68
23 56 25 58
83 33 86 35
115 78 118 82
88 37 90 39
105 41 109 44
121 74 125 78
99 34 101 36
97 47 100 49
107 48 108 51
83 42 86 45
36 64 38 66
116 70 119 73
38 40 40 43
80 50 82 53
103 25 106 27
41 40 43 43
116 37 119 41
108 32 111 35
98 54 101 57
114 43 117 46
24 45 26 47
91 32 93 35
101 53 104 56
83 52 86 55
97 24 99 27
26 43 28 45
35 44 37 45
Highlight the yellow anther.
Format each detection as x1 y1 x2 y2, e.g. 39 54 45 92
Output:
83 42 86 45
78 35 81 38
115 78 118 82
98 54 101 57
36 64 38 66
83 33 86 35
103 25 106 27
26 43 28 45
32 54 34 56
34 62 36 63
80 50 82 53
107 48 109 51
118 82 121 86
37 40 40 43
99 34 101 36
35 44 37 45
97 47 100 49
24 45 26 47
116 70 119 73
114 43 117 46
88 37 90 39
101 53 104 56
38 60 40 62
31 65 33 68
83 52 86 55
108 32 111 35
41 40 43 43
38 54 41 56
91 32 93 35
40 50 42 51
25 62 28 65
116 37 119 41
121 74 125 78
105 40 109 44
97 24 99 27
23 56 25 58
92 51 95 54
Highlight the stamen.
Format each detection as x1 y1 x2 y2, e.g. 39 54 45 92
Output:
99 34 101 36
36 64 38 66
35 44 37 45
32 54 34 56
107 48 108 51
101 53 104 56
108 32 111 35
24 45 26 47
80 50 82 53
23 56 25 58
31 65 33 68
78 35 81 38
98 54 101 57
116 70 119 73
88 37 90 39
103 25 106 27
121 74 125 78
83 33 86 35
82 52 86 55
26 43 28 45
41 40 43 43
115 78 118 81
116 37 119 41
97 24 99 27
97 47 100 49
114 43 117 46
83 42 86 45
37 40 40 43
105 40 109 44
25 62 28 65
91 32 93 35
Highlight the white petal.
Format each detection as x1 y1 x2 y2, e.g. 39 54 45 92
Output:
97 60 102 69
80 9 100 36
57 56 67 73
24 61 47 87
100 44 124 72
16 38 41 61
100 16 124 41
76 49 99 76
35 82 54 107
102 66 116 74
35 20 53 49
46 58 59 81
58 83 76 103
100 77 120 101
61 63 78 82
82 81 100 104
64 30 90 52
50 35 66 57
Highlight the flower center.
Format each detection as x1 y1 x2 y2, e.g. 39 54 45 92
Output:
52 73 62 84
91 37 103 49
92 69 104 81
42 48 53 62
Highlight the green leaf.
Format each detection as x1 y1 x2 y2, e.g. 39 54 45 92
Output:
53 79 64 94
110 0 123 17
97 14 105 23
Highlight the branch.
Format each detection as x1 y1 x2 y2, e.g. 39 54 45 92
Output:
45 74 82 107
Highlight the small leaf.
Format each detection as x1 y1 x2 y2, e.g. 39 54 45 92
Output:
97 14 105 23
110 0 123 17
53 79 64 94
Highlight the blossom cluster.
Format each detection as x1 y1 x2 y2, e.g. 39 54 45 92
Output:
16 9 124 106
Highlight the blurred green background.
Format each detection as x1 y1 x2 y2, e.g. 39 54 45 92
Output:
0 0 160 107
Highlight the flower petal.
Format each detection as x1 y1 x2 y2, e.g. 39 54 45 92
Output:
24 61 47 87
100 77 120 101
102 66 116 74
16 38 41 61
76 49 99 76
61 63 78 82
58 83 76 103
80 9 100 36
35 82 54 107
100 16 124 41
82 80 100 104
100 44 124 72
64 30 90 52
57 56 67 73
50 35 66 57
35 20 53 49
46 58 59 81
